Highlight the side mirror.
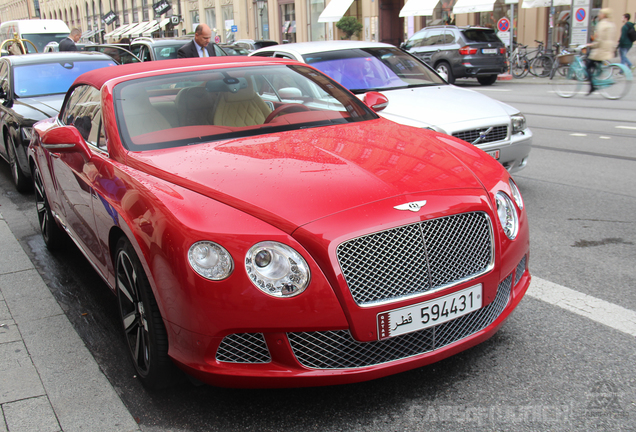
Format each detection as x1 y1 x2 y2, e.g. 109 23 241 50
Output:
363 91 389 113
41 125 91 162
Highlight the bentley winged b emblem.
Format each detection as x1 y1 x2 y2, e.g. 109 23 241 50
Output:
394 200 427 212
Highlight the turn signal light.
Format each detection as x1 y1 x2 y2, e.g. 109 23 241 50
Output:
459 46 478 55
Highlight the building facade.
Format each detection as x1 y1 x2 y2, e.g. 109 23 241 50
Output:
2 0 635 49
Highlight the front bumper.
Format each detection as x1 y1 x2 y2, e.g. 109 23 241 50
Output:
475 128 533 173
166 255 530 388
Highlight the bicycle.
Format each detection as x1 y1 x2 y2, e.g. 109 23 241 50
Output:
531 43 567 78
510 43 530 78
551 49 633 99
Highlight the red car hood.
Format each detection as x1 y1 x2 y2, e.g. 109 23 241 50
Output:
127 119 487 234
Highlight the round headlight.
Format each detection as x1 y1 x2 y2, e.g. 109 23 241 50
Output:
509 178 524 210
245 242 310 298
496 192 519 240
188 241 234 280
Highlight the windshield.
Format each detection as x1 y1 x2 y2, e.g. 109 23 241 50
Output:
13 60 116 97
302 47 444 93
22 33 68 53
114 64 377 151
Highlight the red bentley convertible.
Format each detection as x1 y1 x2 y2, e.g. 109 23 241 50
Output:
28 57 530 389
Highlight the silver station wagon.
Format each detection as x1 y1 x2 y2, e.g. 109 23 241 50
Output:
251 41 532 173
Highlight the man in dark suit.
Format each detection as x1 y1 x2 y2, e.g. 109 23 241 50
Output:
59 28 81 51
177 24 216 58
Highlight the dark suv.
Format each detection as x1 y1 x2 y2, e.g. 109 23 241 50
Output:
401 25 506 85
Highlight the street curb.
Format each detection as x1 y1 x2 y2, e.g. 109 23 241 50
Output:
0 212 141 432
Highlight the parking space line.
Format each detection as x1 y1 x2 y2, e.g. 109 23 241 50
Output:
527 277 636 336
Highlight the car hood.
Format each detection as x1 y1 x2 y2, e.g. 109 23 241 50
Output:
372 85 516 132
13 94 64 122
128 119 490 234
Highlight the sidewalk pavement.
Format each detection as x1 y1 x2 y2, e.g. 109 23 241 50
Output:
0 211 140 432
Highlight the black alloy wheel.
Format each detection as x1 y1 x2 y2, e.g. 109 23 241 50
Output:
33 165 65 249
115 237 178 390
7 134 31 193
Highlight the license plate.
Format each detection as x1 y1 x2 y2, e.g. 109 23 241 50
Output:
377 284 482 340
487 149 500 159
482 48 497 54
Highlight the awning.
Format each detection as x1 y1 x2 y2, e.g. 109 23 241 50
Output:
317 0 355 23
81 29 99 39
108 23 137 39
121 22 150 38
399 0 440 17
452 0 497 13
521 0 570 8
104 25 125 38
128 21 158 37
142 18 170 36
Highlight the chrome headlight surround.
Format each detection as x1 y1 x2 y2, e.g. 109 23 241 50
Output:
188 241 234 280
245 241 310 298
509 178 524 210
511 114 526 134
495 192 519 240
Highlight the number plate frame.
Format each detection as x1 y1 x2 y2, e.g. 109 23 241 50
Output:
377 284 483 340
482 48 497 54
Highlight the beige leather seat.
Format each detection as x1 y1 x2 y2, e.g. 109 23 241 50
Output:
119 86 171 137
213 80 271 127
175 86 219 126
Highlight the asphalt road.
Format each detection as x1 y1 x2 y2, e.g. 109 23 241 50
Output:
0 77 634 431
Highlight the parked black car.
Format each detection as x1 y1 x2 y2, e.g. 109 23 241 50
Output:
0 52 116 191
401 25 506 85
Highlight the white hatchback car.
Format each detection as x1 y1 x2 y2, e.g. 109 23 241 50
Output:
251 41 531 173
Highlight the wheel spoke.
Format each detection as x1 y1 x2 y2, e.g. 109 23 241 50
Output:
122 310 138 333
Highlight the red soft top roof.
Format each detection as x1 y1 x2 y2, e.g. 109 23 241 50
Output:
73 56 294 89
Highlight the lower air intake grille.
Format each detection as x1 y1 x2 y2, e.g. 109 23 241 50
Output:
216 333 271 363
288 275 512 369
514 255 527 286
453 125 508 144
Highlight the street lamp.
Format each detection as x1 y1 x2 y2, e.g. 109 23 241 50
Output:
256 0 265 40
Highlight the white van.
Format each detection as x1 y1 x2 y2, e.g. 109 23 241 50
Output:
0 19 70 53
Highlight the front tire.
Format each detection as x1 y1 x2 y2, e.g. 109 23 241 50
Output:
115 238 178 390
551 65 581 98
477 75 498 85
436 62 455 84
7 134 31 193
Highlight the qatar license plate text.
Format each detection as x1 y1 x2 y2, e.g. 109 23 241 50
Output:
377 284 482 340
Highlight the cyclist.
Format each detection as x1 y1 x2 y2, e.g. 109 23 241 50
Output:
618 13 634 70
587 8 618 95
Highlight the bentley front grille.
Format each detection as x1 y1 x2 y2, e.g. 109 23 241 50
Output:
288 275 512 369
336 212 493 306
453 125 508 145
216 333 271 363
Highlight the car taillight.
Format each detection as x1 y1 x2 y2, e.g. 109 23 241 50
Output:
499 47 506 54
459 46 478 55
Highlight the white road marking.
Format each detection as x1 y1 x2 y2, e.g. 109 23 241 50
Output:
527 277 636 336
616 126 636 130
570 133 587 136
599 136 611 139
473 88 512 92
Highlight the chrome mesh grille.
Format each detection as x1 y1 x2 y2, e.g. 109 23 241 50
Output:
216 333 271 363
453 125 508 144
288 275 512 369
337 212 493 306
514 255 527 286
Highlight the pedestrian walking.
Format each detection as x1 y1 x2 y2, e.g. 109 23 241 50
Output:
618 13 635 69
586 8 617 95
59 28 81 51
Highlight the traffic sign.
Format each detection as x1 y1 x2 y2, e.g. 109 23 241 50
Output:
575 8 586 22
214 35 221 43
497 17 510 33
